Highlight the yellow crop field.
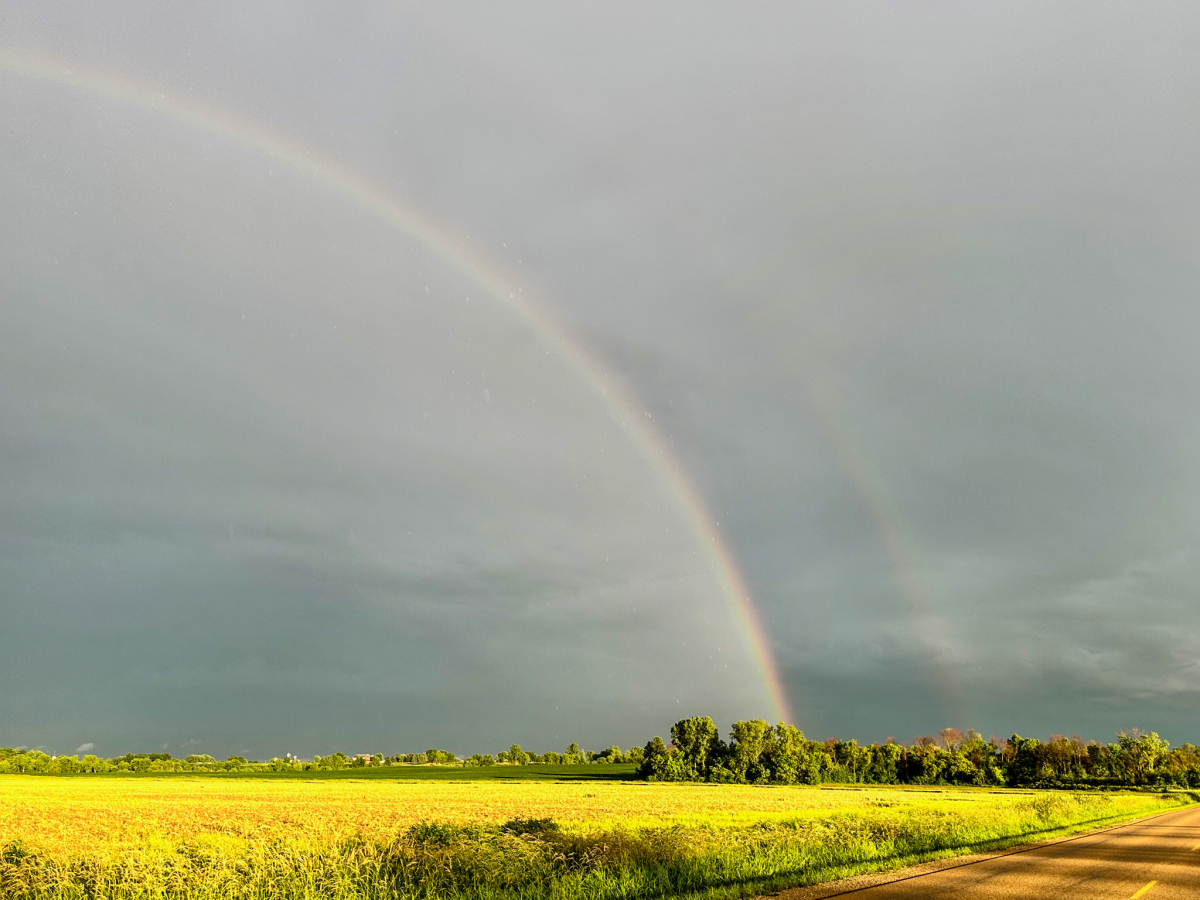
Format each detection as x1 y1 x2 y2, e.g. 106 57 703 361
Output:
0 776 1190 900
1 777 1017 848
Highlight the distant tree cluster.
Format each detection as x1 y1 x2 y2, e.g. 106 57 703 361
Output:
11 723 1187 788
0 742 643 775
0 749 288 774
638 718 1200 789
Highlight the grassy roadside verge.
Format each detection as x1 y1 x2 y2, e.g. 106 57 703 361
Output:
684 791 1197 900
1 789 1192 899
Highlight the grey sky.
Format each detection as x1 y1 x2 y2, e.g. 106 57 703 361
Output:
3 2 1200 759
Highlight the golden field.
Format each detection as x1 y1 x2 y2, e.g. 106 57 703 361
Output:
0 775 1155 849
1 776 1191 900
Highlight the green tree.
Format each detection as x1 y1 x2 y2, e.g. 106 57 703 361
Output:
760 723 816 784
865 741 903 784
943 751 983 785
906 742 945 785
1116 729 1169 784
51 755 81 774
1006 735 1042 785
14 751 52 773
727 719 771 783
638 736 687 781
80 754 109 773
596 745 623 763
670 717 720 780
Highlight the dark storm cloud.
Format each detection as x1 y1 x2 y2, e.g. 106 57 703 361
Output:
4 1 1200 756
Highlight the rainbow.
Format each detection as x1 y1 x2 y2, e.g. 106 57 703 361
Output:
0 45 794 725
722 239 965 725
799 375 964 725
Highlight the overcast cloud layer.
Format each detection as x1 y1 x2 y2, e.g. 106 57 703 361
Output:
4 2 1200 759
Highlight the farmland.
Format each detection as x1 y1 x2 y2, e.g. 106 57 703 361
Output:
1 772 1191 899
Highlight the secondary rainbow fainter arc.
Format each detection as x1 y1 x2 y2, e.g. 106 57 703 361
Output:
0 45 794 727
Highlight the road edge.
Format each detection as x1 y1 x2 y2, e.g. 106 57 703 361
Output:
759 798 1197 900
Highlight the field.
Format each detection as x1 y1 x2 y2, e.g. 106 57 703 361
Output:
1 773 1192 899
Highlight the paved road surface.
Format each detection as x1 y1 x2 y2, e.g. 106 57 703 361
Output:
798 804 1200 899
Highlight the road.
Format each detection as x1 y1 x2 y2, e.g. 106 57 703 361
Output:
793 804 1200 899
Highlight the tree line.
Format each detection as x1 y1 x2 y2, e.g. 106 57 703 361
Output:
638 718 1200 788
0 742 644 774
6 720 1196 788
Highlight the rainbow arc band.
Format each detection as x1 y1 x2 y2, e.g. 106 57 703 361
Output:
0 45 792 726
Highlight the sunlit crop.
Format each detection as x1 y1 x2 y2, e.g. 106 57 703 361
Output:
0 776 1189 900
3 777 1049 848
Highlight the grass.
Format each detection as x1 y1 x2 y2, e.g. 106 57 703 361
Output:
1 775 1192 899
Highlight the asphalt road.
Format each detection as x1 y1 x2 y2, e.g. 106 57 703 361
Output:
801 804 1200 899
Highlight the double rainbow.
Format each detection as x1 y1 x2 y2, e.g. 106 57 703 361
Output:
0 46 794 725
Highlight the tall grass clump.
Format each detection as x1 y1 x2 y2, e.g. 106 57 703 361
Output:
0 791 1189 900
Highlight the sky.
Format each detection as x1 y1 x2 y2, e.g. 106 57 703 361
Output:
4 2 1200 760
